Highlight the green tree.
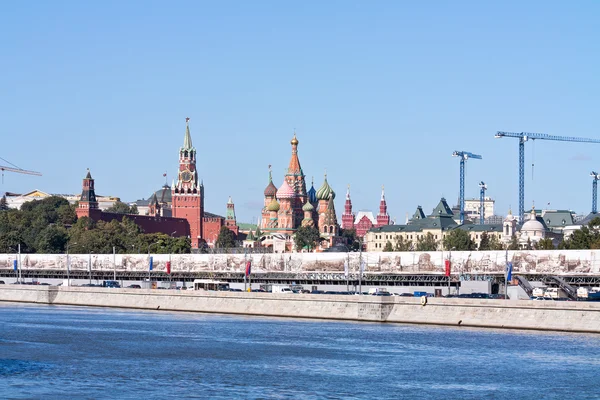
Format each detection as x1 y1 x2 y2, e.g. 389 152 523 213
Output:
0 195 8 211
105 201 138 214
340 229 360 251
478 231 490 250
383 241 394 252
416 232 438 251
57 203 77 225
508 234 520 250
394 235 413 251
443 229 476 251
215 226 237 249
294 226 322 251
487 234 505 251
525 237 533 250
36 224 69 253
536 237 555 250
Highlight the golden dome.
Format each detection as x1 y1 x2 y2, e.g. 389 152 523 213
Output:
291 133 298 146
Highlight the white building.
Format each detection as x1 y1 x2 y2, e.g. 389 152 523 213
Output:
3 190 120 211
464 197 495 222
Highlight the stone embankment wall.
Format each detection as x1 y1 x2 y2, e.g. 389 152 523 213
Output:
1 249 599 276
1 286 599 334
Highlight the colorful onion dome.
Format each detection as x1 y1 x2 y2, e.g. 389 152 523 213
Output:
277 179 296 199
302 201 314 212
316 175 335 201
264 169 277 197
307 177 317 204
264 180 277 197
267 199 280 212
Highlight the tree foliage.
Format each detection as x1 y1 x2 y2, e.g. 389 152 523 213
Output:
478 231 490 251
104 201 139 215
383 241 394 252
0 197 191 254
443 229 476 251
416 232 438 251
507 235 520 250
0 195 8 211
340 229 360 251
535 238 555 250
294 226 322 251
215 226 237 249
487 234 505 250
394 236 413 251
560 217 600 250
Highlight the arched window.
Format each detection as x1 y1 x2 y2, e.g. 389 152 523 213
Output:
324 226 327 233
329 226 333 234
505 225 509 235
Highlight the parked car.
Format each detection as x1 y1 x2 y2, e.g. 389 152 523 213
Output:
127 284 141 289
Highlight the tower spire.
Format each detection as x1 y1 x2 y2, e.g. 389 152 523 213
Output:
376 184 390 227
183 117 193 149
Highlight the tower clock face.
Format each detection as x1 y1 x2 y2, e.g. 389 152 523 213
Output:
181 170 192 182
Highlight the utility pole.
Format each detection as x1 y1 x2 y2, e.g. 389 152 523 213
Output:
18 243 21 283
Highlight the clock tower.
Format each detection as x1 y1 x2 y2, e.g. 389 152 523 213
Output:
172 118 204 248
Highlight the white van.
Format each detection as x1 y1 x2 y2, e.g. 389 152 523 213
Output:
272 285 293 294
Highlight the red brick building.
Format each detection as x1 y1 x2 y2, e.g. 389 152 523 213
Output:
340 185 391 238
76 118 238 249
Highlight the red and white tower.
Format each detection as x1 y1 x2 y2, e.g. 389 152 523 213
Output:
376 185 390 227
172 118 204 248
341 184 355 230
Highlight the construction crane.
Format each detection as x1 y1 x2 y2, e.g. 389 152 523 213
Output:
0 157 42 183
495 131 600 222
452 151 482 224
479 181 487 224
591 171 600 214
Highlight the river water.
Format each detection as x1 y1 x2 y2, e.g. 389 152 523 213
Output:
1 303 599 399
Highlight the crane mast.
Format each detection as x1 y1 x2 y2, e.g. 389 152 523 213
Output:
495 131 600 222
452 151 482 224
591 171 600 214
479 181 487 224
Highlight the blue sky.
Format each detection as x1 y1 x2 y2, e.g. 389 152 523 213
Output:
1 1 599 224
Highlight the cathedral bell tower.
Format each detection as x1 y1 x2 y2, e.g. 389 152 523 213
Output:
172 118 204 248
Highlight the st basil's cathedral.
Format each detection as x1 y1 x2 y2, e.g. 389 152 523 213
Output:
259 134 341 251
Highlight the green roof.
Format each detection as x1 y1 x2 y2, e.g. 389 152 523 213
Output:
455 224 503 232
370 225 423 233
430 198 454 217
541 210 575 228
237 223 258 231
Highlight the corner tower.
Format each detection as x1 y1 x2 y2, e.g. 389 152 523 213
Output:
172 118 204 248
341 184 355 230
76 169 101 219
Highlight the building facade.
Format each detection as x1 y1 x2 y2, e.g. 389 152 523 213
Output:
340 185 392 237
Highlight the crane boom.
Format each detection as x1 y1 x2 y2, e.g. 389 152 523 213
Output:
452 151 483 224
495 131 600 222
0 165 42 176
496 131 600 144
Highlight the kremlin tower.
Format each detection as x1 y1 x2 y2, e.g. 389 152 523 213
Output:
376 185 390 227
341 185 355 230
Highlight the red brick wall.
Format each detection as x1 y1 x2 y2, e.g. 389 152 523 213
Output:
97 212 190 237
203 217 224 246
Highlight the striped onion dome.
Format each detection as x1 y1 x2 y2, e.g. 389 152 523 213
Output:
267 199 280 212
277 180 296 199
316 176 335 201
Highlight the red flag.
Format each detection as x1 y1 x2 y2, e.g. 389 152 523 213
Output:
444 260 451 277
245 261 251 277
166 261 171 275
